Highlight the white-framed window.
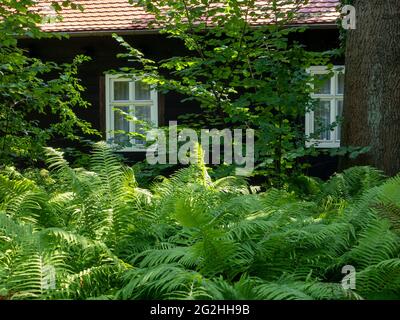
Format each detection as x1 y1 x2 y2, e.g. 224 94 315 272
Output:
305 66 344 148
105 74 158 152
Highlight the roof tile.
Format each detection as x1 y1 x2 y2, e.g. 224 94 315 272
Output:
37 0 340 33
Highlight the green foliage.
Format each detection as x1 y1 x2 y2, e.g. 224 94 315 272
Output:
114 0 338 186
0 0 98 166
1 143 400 300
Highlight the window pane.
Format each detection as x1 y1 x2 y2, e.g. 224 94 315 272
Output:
337 73 345 94
114 81 129 101
134 106 151 145
135 81 151 100
315 75 331 94
114 106 130 145
135 105 151 121
337 100 343 140
314 100 331 140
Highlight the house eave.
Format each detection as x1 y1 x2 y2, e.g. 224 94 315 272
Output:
42 22 338 38
47 28 160 38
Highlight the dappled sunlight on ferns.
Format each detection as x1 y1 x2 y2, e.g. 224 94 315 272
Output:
0 143 399 300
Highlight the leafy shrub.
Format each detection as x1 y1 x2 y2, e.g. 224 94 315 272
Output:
0 0 98 166
113 0 338 186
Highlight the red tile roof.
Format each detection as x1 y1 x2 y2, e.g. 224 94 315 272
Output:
37 0 340 33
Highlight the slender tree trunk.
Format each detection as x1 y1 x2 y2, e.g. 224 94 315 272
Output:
340 0 400 176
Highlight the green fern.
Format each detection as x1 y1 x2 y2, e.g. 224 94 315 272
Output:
2 142 400 300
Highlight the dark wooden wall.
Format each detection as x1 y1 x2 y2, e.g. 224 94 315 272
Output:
19 28 343 177
21 33 201 133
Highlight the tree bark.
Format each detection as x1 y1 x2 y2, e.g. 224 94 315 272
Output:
341 0 400 176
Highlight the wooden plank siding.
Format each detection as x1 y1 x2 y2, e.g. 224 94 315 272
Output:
19 28 343 176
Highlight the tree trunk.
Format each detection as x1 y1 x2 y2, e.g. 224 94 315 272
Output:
341 0 400 176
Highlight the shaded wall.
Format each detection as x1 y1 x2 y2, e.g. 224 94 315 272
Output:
20 27 344 177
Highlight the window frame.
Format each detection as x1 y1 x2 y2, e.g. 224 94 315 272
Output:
305 66 345 149
105 74 158 152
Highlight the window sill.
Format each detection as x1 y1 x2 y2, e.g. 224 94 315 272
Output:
306 141 341 149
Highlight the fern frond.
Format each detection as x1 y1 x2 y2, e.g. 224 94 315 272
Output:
356 259 400 299
340 219 399 269
118 264 204 300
